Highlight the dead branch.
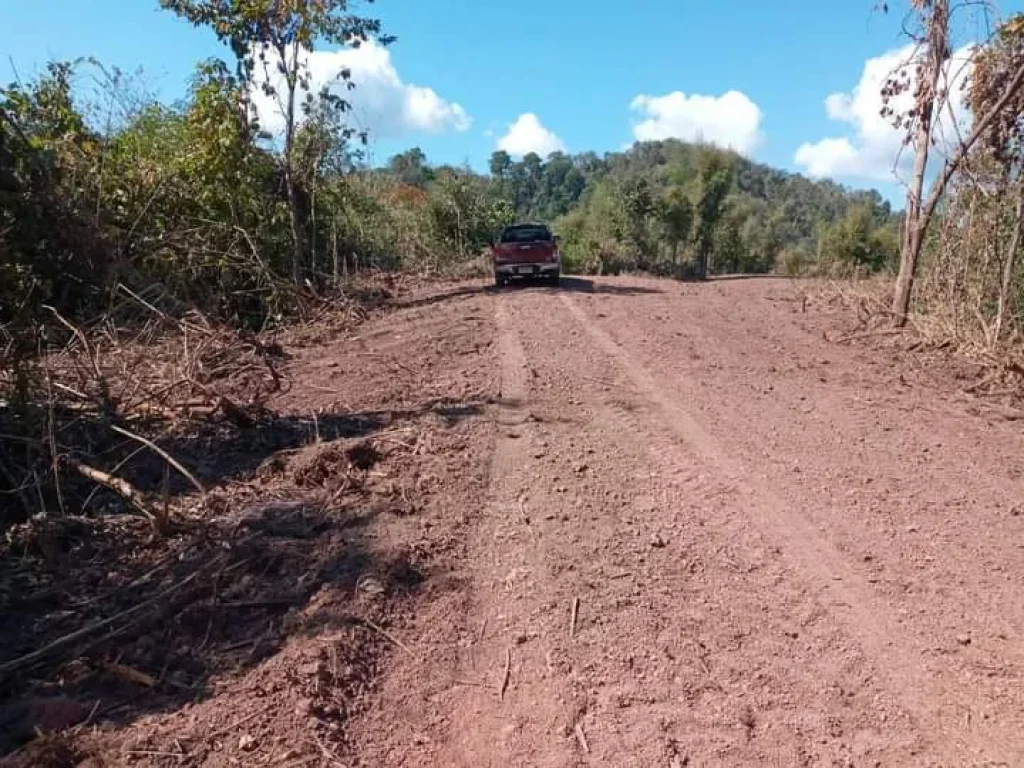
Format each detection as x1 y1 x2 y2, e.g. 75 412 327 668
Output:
44 305 114 416
109 424 205 495
68 459 155 520
0 560 218 676
831 329 908 344
356 617 417 659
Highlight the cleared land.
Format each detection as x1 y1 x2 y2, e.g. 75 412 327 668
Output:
4 275 1024 767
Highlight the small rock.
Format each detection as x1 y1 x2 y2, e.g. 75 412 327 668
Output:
956 634 972 646
575 463 588 474
906 525 919 533
1011 506 1022 517
238 734 257 751
650 534 667 548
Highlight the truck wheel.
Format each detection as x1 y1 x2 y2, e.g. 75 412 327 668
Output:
495 274 505 288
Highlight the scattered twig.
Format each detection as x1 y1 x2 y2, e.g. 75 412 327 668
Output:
961 369 1003 394
830 328 907 344
110 424 205 495
43 305 112 414
313 732 345 767
574 722 590 754
356 617 418 659
499 648 511 701
453 678 493 689
570 597 580 640
0 561 217 676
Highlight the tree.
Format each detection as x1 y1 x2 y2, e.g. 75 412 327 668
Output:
388 147 433 187
712 212 744 274
692 151 733 277
658 186 693 264
888 0 950 322
971 14 1024 341
887 1 1024 324
158 0 391 283
619 177 656 266
489 150 511 179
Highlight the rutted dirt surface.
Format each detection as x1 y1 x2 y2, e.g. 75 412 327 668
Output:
7 274 1024 766
344 275 1024 768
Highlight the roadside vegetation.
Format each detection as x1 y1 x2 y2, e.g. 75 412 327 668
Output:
0 0 1022 524
2 1 1024 532
2 0 1024 763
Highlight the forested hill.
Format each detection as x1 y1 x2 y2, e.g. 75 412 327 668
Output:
382 139 902 277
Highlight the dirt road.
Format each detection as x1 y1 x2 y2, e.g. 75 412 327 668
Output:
334 275 1024 768
29 274 1024 767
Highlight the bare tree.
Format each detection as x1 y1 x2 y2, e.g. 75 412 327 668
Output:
886 1 1024 325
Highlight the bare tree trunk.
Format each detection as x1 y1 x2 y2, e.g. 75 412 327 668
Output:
995 183 1024 343
892 0 948 325
332 217 339 287
279 40 306 285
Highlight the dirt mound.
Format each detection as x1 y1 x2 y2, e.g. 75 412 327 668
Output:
0 280 498 766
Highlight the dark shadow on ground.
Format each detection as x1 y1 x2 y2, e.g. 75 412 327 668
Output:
387 273 668 309
387 283 495 311
383 272 802 313
491 275 662 295
707 273 811 282
83 398 486 502
553 276 662 295
0 396 482 759
0 499 397 756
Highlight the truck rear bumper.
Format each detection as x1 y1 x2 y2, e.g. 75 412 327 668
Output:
495 263 560 277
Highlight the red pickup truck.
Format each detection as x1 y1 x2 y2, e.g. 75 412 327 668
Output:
490 223 561 287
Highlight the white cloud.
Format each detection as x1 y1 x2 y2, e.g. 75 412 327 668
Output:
496 113 565 156
795 44 974 182
629 90 765 155
251 40 471 139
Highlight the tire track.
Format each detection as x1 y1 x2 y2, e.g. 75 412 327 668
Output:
432 296 579 768
558 290 1023 764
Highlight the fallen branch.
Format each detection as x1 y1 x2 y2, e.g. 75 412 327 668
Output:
570 597 580 640
43 305 112 415
356 617 417 659
831 328 907 344
68 459 155 520
110 424 205 495
0 562 216 676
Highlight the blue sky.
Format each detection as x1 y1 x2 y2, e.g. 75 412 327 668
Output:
4 0 1022 202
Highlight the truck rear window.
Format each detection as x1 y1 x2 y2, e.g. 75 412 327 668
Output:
500 226 551 243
